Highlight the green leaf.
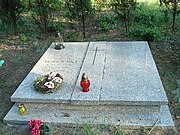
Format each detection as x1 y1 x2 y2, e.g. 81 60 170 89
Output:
0 60 5 67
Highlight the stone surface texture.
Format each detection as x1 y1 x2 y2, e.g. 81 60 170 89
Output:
11 42 89 103
71 42 107 105
4 41 174 127
4 104 173 127
100 42 168 105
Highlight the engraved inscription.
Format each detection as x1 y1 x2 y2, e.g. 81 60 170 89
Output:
39 55 77 73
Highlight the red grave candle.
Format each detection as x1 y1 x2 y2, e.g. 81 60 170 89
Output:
80 73 90 92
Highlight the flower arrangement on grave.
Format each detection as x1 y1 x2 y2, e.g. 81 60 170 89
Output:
28 120 49 135
34 72 63 93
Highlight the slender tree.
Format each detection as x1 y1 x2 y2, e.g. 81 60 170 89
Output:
65 0 94 38
159 0 180 31
28 0 60 34
111 0 137 32
0 0 23 35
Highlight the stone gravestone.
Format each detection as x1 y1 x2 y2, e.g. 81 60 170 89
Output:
4 41 174 127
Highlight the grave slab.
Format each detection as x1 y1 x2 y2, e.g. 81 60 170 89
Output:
4 41 174 127
22 103 160 112
4 104 174 127
10 41 168 106
11 42 89 103
100 42 168 106
71 42 107 105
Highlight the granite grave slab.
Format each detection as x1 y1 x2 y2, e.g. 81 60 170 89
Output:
4 103 173 127
100 42 168 106
71 42 107 105
4 41 174 127
11 42 89 103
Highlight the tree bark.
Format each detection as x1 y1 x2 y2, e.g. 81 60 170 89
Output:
172 0 177 32
80 0 86 38
12 17 17 35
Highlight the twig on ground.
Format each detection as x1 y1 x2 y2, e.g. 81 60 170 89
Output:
148 119 159 135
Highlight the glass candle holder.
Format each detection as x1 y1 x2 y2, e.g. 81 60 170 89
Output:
54 31 65 50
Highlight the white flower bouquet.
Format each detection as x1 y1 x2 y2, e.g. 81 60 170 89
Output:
34 72 63 93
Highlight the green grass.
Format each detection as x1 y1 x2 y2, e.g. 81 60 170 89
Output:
83 122 99 135
0 0 179 134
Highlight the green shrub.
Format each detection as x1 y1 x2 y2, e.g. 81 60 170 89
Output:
112 0 137 31
142 28 161 42
19 33 28 42
0 0 23 35
28 0 61 34
65 0 94 38
133 3 162 27
91 0 112 11
127 25 143 37
159 0 179 31
99 13 117 32
128 25 161 42
65 31 81 41
48 22 64 32
127 3 163 42
100 13 117 25
0 19 9 32
133 11 158 27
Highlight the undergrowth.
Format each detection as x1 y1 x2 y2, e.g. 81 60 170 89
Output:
0 0 179 134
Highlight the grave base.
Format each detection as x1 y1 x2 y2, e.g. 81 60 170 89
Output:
4 103 174 128
3 42 174 128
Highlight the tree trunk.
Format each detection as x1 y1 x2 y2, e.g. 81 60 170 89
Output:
164 9 169 22
124 12 128 32
82 15 86 38
127 9 130 29
80 0 86 38
13 19 17 35
172 10 176 31
172 0 177 32
12 13 17 35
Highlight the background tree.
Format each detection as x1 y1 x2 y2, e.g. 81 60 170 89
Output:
159 0 180 31
92 0 110 9
0 0 23 35
111 0 137 32
65 0 94 38
28 0 61 34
